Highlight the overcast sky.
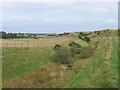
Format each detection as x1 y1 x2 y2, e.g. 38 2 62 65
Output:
1 1 118 33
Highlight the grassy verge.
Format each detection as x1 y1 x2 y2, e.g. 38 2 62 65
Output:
65 37 118 88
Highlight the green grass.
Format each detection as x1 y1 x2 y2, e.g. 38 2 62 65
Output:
65 37 118 88
2 36 118 88
2 46 55 82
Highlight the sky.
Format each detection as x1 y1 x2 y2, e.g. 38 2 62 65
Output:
0 1 118 33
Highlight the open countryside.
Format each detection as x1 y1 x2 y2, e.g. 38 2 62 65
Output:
2 29 119 88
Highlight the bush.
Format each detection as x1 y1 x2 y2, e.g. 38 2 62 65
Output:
78 35 84 40
83 37 91 43
80 47 95 58
53 44 61 50
54 47 73 64
69 42 82 48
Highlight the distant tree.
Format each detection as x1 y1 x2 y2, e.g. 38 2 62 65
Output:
79 32 84 35
1 31 8 39
63 32 69 35
58 34 64 37
49 33 58 36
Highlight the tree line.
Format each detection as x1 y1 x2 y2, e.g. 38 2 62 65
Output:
0 31 42 39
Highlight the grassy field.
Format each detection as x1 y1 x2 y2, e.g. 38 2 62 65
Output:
1 38 73 47
2 47 55 82
2 32 118 88
65 37 118 88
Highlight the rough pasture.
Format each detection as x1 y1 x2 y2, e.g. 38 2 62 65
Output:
1 38 72 48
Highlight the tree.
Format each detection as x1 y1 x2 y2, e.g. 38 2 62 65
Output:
1 31 8 39
49 33 58 36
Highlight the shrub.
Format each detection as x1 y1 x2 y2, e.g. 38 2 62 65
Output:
83 37 91 43
54 47 73 64
80 47 95 58
69 42 82 48
53 44 61 50
78 35 84 40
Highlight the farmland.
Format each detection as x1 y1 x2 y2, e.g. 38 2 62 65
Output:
2 30 119 88
1 38 72 47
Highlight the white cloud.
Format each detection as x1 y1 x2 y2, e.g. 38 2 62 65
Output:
43 16 85 24
106 19 115 23
2 2 117 33
3 16 33 22
93 8 108 13
93 18 116 24
92 7 109 16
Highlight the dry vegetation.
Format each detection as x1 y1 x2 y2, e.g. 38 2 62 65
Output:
2 30 118 88
1 38 72 47
3 57 94 88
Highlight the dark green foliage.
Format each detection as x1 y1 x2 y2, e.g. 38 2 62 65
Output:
78 35 84 40
118 29 120 36
53 40 95 64
48 33 58 36
78 32 91 43
58 32 69 37
69 42 82 48
0 31 40 39
78 32 91 38
83 37 91 43
0 31 8 39
79 32 84 36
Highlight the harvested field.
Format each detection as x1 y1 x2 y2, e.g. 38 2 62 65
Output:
1 38 72 47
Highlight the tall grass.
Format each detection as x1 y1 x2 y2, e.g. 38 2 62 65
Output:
65 37 118 88
2 37 118 88
2 46 55 82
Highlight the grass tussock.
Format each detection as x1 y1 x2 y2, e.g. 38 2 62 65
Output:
3 56 92 88
79 46 96 58
3 63 72 88
2 36 118 88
